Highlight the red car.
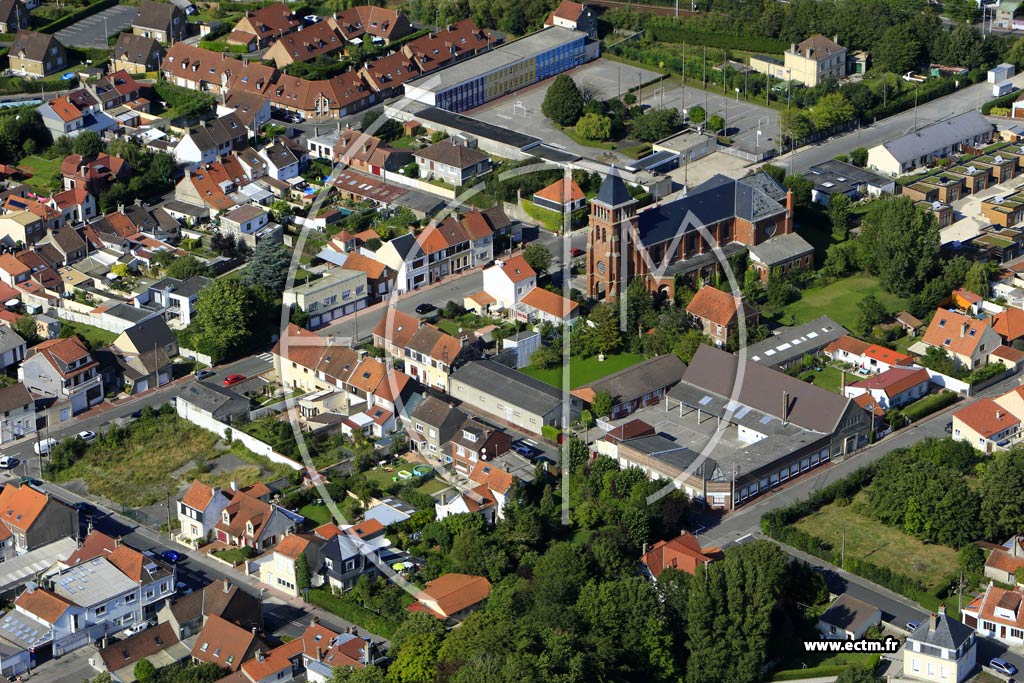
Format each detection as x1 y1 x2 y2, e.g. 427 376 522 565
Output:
223 374 246 387
570 247 585 258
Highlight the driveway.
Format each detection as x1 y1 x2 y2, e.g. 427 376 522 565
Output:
55 4 138 49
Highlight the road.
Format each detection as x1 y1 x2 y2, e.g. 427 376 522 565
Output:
779 70 1024 175
54 4 138 50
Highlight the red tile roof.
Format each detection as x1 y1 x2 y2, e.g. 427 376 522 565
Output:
0 483 51 532
686 285 747 327
495 255 534 284
181 480 217 511
413 573 491 618
642 533 719 577
863 345 913 366
823 336 872 357
191 614 258 671
992 308 1024 342
534 178 584 205
847 367 930 398
922 310 994 358
520 287 578 320
16 587 74 624
953 397 1019 439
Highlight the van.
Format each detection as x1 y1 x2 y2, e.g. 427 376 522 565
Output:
33 438 58 456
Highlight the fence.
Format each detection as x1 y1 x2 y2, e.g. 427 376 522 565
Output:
52 306 145 335
178 346 214 367
922 368 971 395
382 170 457 199
176 400 302 471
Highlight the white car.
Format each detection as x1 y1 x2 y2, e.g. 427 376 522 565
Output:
77 430 96 443
34 438 58 456
0 456 17 469
303 14 321 23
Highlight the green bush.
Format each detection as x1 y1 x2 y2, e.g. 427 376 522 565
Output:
541 424 562 443
306 588 404 638
969 362 1009 386
982 89 1023 115
902 391 957 422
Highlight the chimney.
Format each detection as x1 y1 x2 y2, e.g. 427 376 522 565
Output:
115 536 123 547
230 481 238 491
311 614 319 624
252 626 258 635
363 640 371 663
998 410 1004 421
256 649 264 662
928 612 938 631
834 34 839 44
782 391 790 425
315 646 323 661
223 579 231 593
961 322 969 337
440 492 446 505
938 604 946 616
790 42 796 54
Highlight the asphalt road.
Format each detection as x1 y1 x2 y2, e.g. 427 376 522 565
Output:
54 4 138 50
779 70 1024 175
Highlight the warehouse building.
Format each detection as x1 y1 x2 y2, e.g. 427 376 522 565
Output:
403 26 596 113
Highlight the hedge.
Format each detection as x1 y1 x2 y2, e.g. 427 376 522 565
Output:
37 0 118 34
902 391 957 423
306 588 403 639
982 88 1023 115
648 24 788 54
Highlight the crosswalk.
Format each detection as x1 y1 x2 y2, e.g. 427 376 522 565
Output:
256 352 274 364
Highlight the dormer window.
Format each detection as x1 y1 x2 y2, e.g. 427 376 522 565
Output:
462 429 477 442
245 521 254 535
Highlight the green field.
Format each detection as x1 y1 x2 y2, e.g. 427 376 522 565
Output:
792 491 958 593
17 155 62 193
810 365 844 393
299 502 332 526
523 351 646 389
59 320 117 349
782 275 910 331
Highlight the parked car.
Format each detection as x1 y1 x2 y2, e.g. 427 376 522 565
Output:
991 659 1018 677
34 438 58 456
223 374 246 387
511 441 540 459
0 456 17 469
284 112 304 124
77 430 96 443
196 369 216 381
906 620 920 632
160 549 185 564
176 581 193 595
18 476 41 487
945 422 953 434
415 303 437 315
72 501 95 514
570 247 585 258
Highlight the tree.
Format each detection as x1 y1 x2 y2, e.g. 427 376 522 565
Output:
980 448 1024 541
71 130 103 158
165 254 211 280
1009 36 1024 69
133 658 157 683
186 279 256 363
873 23 923 74
761 164 786 185
542 75 584 126
576 113 612 141
591 390 613 418
780 108 814 143
625 277 654 336
963 261 999 298
942 25 984 66
522 242 553 274
687 105 706 125
673 329 707 364
12 315 40 346
858 196 940 297
240 240 292 293
632 108 682 142
704 114 729 135
583 302 622 356
811 92 856 131
295 551 311 591
783 175 814 209
829 192 851 242
855 294 888 337
850 147 868 167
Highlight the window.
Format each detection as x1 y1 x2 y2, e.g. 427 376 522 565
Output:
125 593 137 604
345 559 356 571
95 605 106 616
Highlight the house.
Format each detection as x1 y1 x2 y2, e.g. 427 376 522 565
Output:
213 485 304 551
986 535 1024 586
327 251 394 302
221 204 276 248
449 359 580 435
867 111 994 176
543 0 597 39
921 309 1002 369
477 255 577 324
409 395 467 458
843 367 931 412
18 336 103 417
36 223 88 266
111 33 165 73
191 614 264 672
142 275 210 327
363 497 416 527
746 232 816 282
282 268 368 329
587 169 796 300
0 325 26 371
448 417 512 476
410 573 491 622
435 469 507 523
413 139 490 187
0 383 35 445
320 532 372 593
641 532 719 578
359 50 420 98
803 159 896 206
572 355 687 420
8 31 66 77
265 21 343 68
963 583 1024 647
220 90 272 138
991 307 1024 345
257 533 322 598
47 187 96 225
400 19 495 75
532 177 586 213
233 1 299 48
0 483 76 555
61 153 131 196
816 594 881 641
746 316 849 369
37 96 84 138
92 622 190 682
307 126 410 175
327 5 413 44
781 34 847 87
177 480 233 545
903 606 976 683
176 381 251 425
259 139 302 180
132 0 186 43
951 397 1019 453
686 285 759 348
156 578 260 640
953 287 984 314
174 159 248 215
399 322 468 390
0 0 28 33
173 113 248 167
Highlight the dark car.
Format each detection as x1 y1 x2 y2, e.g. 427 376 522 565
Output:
991 658 1017 677
511 441 540 460
196 369 216 381
415 303 437 315
72 501 95 514
223 374 246 387
570 247 585 258
18 476 41 487
129 410 143 419
945 421 953 433
161 549 186 564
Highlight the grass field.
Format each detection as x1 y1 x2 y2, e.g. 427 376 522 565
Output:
58 320 117 349
299 502 333 526
523 351 646 389
782 275 910 331
811 365 844 393
772 651 879 681
17 155 62 193
792 491 958 593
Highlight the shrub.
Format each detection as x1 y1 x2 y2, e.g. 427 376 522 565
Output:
902 391 957 422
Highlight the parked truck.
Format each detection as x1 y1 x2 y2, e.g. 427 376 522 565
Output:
993 80 1015 98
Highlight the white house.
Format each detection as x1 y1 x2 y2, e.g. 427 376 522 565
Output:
282 268 368 329
868 111 994 176
0 383 36 445
963 583 1024 647
259 140 301 181
903 606 977 683
176 480 233 545
173 113 247 167
481 254 536 310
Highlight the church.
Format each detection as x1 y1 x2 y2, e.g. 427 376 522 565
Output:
586 167 813 300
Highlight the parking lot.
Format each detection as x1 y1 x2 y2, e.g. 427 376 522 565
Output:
55 4 138 49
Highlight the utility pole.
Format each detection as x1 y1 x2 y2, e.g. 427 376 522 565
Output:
914 84 919 132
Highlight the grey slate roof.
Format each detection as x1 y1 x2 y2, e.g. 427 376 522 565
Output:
909 612 974 650
113 33 163 66
620 434 706 475
0 325 26 356
119 316 175 353
411 395 466 438
185 113 246 153
878 111 993 165
595 165 633 208
576 354 686 404
451 359 562 416
133 0 181 31
178 381 249 419
636 173 788 248
818 594 879 633
747 233 814 267
745 315 848 368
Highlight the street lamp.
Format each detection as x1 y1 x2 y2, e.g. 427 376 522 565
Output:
734 87 740 103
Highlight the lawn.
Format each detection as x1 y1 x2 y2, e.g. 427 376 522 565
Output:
523 352 646 389
810 365 844 394
522 199 564 232
211 546 254 565
792 491 958 594
782 274 910 331
58 320 117 349
299 502 333 526
416 478 450 496
772 651 879 681
363 459 414 487
17 154 62 193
